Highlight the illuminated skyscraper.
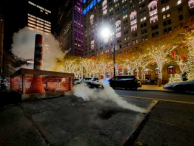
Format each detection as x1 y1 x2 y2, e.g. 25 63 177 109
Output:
55 0 84 56
1 0 52 51
27 0 51 33
1 0 51 78
0 7 4 77
83 0 194 57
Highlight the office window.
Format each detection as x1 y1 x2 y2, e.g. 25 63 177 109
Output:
162 7 165 12
188 0 194 9
177 0 181 5
163 21 166 26
167 66 176 74
132 33 137 38
141 36 147 41
178 7 182 12
141 29 147 34
151 25 158 30
167 13 171 17
152 31 159 37
168 19 171 24
179 15 183 20
163 14 166 19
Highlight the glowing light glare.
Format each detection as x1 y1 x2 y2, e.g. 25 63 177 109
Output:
100 27 111 38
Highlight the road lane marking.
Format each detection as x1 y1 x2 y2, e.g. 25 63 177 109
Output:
146 100 158 113
121 95 194 105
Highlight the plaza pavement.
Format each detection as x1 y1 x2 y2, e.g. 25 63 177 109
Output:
0 93 157 146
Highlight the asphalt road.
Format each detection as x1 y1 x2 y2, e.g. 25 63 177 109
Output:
0 89 194 146
113 89 194 146
116 90 194 103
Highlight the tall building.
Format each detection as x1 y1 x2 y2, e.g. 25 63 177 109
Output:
1 0 52 52
1 0 51 78
83 0 194 57
0 7 4 77
27 0 52 33
55 0 84 56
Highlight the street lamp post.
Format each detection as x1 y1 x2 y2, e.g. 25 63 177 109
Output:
113 42 116 79
100 26 116 79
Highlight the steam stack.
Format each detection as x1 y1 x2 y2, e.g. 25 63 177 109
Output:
34 34 43 70
28 34 45 93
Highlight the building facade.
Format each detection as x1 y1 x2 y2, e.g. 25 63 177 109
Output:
27 0 51 33
83 0 194 57
0 7 4 78
1 0 52 52
1 0 51 79
55 0 84 56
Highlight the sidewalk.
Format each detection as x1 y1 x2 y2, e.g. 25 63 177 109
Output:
0 95 155 146
138 84 165 91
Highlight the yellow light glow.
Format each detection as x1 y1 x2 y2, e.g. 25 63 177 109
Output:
28 17 36 21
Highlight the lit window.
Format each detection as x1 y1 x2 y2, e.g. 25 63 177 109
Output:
144 68 151 75
103 9 107 15
116 32 121 38
162 7 165 12
140 16 146 22
28 20 36 24
130 11 137 21
90 14 94 25
155 67 159 75
167 66 176 74
188 0 194 9
177 0 181 5
131 25 137 31
166 5 169 10
150 15 158 23
163 15 166 19
167 13 171 17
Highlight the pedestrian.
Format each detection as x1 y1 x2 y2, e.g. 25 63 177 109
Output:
181 72 188 81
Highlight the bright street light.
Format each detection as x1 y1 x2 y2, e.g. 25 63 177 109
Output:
100 27 111 39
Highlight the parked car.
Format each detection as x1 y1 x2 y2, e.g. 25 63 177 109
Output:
108 75 139 90
163 79 194 93
73 78 82 85
81 77 102 88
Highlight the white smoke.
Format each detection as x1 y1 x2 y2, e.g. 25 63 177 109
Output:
11 27 65 71
73 80 146 113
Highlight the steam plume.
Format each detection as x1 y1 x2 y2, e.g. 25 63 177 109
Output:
11 27 66 71
73 80 146 113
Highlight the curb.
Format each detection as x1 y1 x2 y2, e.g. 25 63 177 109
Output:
124 100 158 146
137 89 168 92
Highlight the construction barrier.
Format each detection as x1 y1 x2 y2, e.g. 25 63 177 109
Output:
10 68 74 100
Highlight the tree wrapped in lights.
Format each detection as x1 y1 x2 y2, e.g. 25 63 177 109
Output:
138 54 151 83
147 38 177 86
118 51 139 76
185 53 194 79
168 74 182 83
173 28 194 79
95 54 113 78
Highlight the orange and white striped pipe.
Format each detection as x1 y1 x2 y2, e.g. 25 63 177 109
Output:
34 34 43 70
